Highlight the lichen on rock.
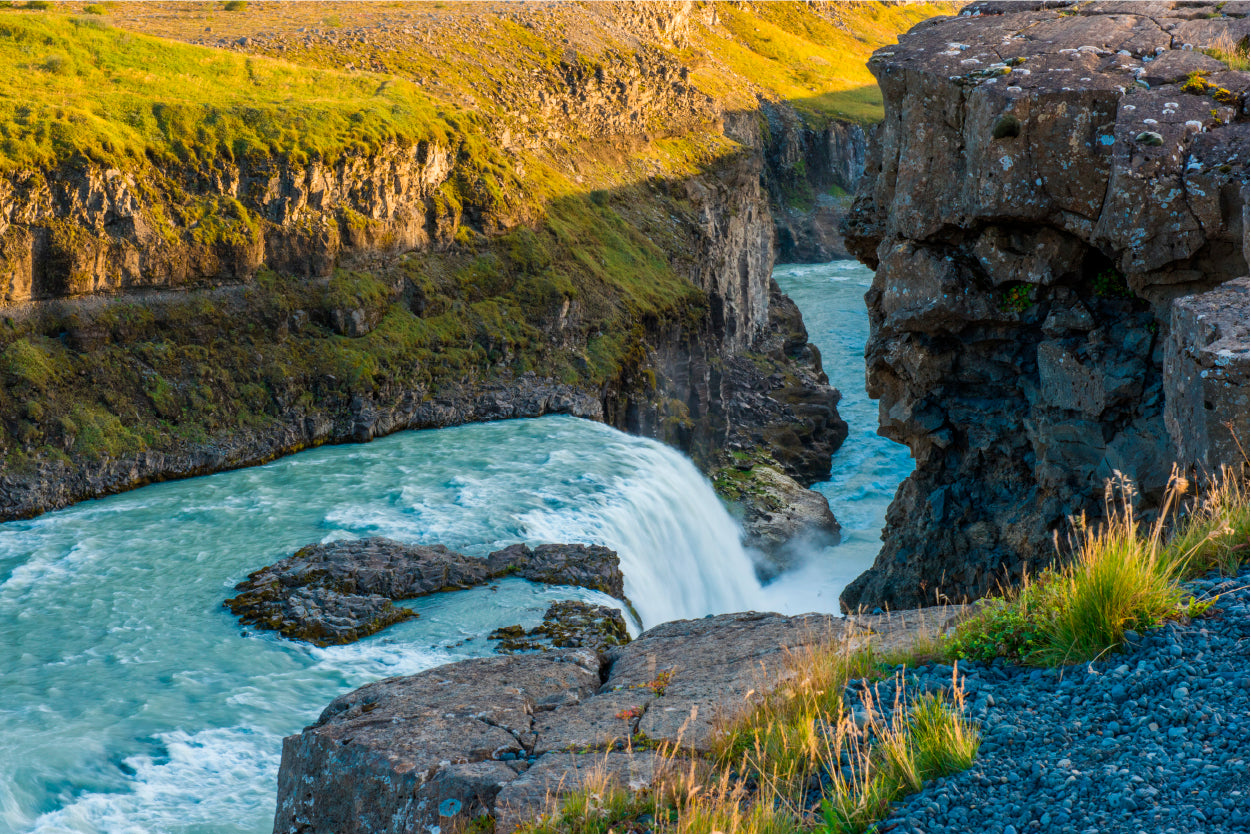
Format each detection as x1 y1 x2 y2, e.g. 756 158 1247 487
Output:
839 0 1249 613
489 600 630 654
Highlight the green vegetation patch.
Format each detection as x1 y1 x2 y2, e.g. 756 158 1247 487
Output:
0 177 711 474
526 637 977 834
0 11 461 170
694 2 957 125
949 469 1249 667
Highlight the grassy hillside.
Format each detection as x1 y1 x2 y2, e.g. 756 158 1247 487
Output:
0 1 955 479
0 11 457 170
689 1 957 125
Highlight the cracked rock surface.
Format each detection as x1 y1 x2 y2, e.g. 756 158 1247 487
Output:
273 606 966 832
840 0 1249 613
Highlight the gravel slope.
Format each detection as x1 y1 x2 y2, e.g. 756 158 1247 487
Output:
866 569 1250 834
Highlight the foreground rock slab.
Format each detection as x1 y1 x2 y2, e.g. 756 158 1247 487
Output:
225 538 624 645
273 606 966 833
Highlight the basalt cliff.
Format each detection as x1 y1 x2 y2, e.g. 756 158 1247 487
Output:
0 2 954 557
840 0 1249 612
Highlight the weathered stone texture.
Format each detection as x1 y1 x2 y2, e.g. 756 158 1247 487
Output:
841 0 1249 612
1164 277 1251 473
225 538 626 645
273 606 967 833
764 102 869 263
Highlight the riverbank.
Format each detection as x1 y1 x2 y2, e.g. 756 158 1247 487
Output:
272 463 1249 833
0 1 953 528
0 280 882 834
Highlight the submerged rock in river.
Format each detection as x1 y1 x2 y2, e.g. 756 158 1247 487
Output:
224 538 625 646
490 600 630 654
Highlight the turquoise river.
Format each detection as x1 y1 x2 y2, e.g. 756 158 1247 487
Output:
0 260 911 833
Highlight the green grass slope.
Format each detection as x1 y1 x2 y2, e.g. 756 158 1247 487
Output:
0 1 955 484
0 10 458 170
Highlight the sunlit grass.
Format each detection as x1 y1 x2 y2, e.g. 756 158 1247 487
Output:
694 2 959 124
1203 28 1250 70
950 466 1250 667
0 10 456 170
528 630 979 833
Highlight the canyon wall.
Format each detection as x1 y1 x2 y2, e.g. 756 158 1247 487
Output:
764 102 869 263
0 3 849 542
840 0 1249 612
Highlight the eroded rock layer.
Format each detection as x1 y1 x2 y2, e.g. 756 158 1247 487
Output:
840 0 1249 612
0 2 858 554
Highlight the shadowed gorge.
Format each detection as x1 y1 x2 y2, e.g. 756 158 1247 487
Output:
4 2 1246 834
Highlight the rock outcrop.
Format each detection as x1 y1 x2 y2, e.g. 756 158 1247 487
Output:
0 5 850 559
225 538 625 645
0 141 460 306
840 0 1249 612
1164 277 1250 474
490 600 631 654
273 606 967 833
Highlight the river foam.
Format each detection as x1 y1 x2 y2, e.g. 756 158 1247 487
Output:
0 417 768 832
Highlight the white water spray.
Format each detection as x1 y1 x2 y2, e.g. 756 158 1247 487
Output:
0 256 912 835
521 437 763 627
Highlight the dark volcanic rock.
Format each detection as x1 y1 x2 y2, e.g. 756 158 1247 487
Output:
879 569 1251 834
1164 277 1250 474
490 600 630 654
714 279 849 567
718 458 841 579
225 538 625 645
762 100 868 263
273 649 603 833
839 0 1249 612
487 543 625 599
273 606 965 833
723 281 849 487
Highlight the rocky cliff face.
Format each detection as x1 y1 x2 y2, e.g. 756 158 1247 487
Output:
764 103 868 263
0 3 849 549
840 0 1249 612
0 141 463 305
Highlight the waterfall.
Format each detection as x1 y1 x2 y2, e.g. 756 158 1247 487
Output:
520 435 764 627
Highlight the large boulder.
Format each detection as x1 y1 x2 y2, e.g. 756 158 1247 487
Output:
1164 277 1251 473
840 0 1249 612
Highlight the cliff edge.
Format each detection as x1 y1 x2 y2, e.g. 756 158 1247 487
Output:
0 1 956 539
841 0 1249 612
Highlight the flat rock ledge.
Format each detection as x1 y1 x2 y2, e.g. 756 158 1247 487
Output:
224 538 624 646
272 606 966 833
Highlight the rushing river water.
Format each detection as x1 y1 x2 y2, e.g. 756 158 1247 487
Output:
0 260 911 833
774 261 915 585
